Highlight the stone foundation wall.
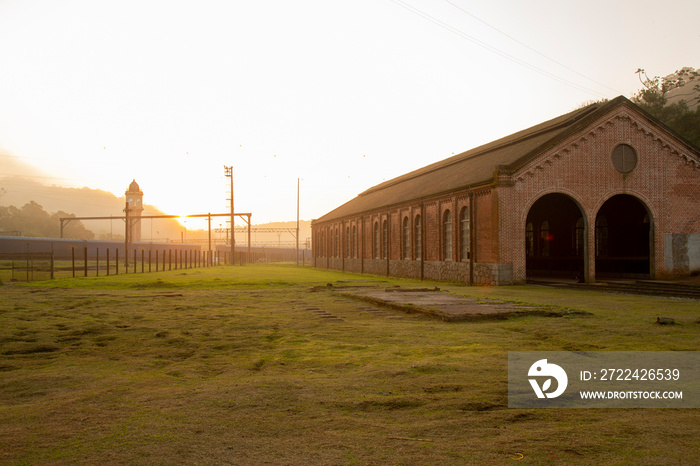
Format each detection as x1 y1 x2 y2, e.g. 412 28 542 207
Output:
665 233 700 276
423 261 470 283
362 258 387 276
312 255 519 285
473 262 514 286
389 260 421 279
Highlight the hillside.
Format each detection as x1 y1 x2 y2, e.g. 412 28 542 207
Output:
0 175 186 240
0 175 312 245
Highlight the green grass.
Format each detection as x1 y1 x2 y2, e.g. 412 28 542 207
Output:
19 263 408 289
1 263 699 464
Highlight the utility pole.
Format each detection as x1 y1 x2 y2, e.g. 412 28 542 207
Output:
124 199 130 270
224 166 235 264
296 178 300 266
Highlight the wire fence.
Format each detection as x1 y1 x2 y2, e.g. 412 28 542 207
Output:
0 248 233 283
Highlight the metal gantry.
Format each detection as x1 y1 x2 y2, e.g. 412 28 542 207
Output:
59 212 252 266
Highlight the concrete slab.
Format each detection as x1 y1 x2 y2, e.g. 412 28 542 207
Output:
339 287 571 322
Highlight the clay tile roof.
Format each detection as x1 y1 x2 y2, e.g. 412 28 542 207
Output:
315 96 633 223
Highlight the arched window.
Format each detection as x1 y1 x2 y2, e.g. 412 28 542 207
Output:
345 225 350 258
403 216 410 260
373 221 380 259
382 220 388 259
443 210 453 261
596 216 608 257
460 206 470 261
352 225 357 259
574 217 585 256
415 215 422 260
526 222 534 257
540 220 550 257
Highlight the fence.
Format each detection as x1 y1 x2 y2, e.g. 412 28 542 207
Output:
0 252 54 282
0 247 233 282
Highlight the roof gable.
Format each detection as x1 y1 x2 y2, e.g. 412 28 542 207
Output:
315 96 697 223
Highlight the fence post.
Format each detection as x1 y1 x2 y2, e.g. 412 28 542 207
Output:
96 248 99 277
116 248 119 275
133 249 136 274
169 249 172 271
141 250 145 273
84 247 88 277
72 247 75 278
107 249 110 276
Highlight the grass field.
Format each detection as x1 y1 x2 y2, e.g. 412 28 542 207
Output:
1 264 699 465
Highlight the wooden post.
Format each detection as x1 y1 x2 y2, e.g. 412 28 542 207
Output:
107 249 110 276
84 247 88 277
169 249 172 271
141 250 144 273
116 248 119 275
133 249 137 274
155 250 159 272
72 247 76 278
149 249 152 273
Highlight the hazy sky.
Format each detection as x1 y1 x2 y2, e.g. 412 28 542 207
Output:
0 0 697 229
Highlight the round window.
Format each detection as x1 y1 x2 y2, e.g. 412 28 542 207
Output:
612 144 637 173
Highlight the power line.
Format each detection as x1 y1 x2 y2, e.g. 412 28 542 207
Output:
389 0 610 99
442 0 623 95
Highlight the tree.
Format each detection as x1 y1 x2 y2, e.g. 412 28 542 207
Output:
0 202 94 239
51 211 95 239
631 68 700 149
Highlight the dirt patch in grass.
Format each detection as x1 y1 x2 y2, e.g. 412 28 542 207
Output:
2 342 60 355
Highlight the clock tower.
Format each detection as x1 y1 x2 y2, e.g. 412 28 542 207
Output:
125 179 144 242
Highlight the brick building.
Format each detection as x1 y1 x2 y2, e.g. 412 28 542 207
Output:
311 96 700 285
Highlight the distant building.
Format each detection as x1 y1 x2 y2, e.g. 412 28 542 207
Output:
311 96 700 285
125 179 144 242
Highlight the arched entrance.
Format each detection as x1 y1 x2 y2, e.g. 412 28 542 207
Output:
525 193 585 281
595 194 652 278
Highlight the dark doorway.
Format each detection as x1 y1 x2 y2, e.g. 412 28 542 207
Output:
525 193 585 280
595 194 651 278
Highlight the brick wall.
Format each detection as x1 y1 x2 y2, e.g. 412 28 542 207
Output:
500 104 700 282
312 102 700 285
